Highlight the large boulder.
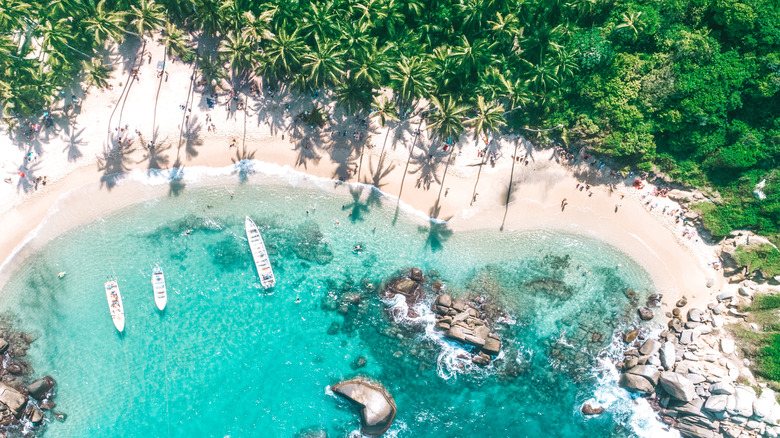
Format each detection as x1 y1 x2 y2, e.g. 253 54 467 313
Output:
581 402 604 415
660 342 676 370
730 385 756 418
619 373 655 394
26 376 56 401
720 339 735 355
0 382 28 416
704 395 729 413
753 389 775 420
709 382 735 395
659 371 696 402
332 378 396 437
638 307 654 321
639 339 661 356
627 365 661 386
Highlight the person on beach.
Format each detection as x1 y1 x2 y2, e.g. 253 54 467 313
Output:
561 198 568 211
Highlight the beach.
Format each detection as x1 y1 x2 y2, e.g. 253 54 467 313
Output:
0 37 722 310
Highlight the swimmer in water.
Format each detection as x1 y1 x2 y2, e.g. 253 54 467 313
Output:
295 297 301 304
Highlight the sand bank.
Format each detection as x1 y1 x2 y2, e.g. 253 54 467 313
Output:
0 37 722 310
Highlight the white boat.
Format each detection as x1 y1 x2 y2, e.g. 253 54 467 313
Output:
245 216 276 289
104 280 125 332
152 266 167 311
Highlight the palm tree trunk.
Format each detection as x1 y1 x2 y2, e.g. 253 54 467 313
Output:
396 117 425 206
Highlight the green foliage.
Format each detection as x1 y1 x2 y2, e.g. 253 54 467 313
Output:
747 294 780 312
735 245 780 277
0 0 779 238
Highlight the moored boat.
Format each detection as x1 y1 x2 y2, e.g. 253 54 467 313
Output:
152 266 167 311
245 216 276 289
104 280 125 332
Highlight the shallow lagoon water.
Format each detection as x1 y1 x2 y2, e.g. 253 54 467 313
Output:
0 168 671 437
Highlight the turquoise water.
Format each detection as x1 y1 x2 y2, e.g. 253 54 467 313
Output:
0 169 663 437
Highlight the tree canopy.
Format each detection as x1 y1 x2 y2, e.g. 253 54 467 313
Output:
1 0 778 237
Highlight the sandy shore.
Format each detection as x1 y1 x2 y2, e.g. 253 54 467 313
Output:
0 37 722 310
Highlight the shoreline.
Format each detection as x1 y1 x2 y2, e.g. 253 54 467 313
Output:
0 37 721 314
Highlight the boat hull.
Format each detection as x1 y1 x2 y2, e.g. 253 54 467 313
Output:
245 217 276 289
152 267 167 311
104 280 125 332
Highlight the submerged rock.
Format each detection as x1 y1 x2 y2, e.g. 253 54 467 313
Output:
432 294 502 356
26 376 55 401
581 402 605 415
332 378 396 437
524 278 574 301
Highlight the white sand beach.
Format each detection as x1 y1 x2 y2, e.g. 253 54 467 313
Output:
0 37 723 309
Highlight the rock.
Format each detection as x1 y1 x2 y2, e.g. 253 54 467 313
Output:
435 294 452 309
40 400 55 410
619 373 655 394
670 318 684 333
683 352 699 361
472 353 490 366
581 402 605 415
627 365 660 386
686 373 706 384
704 395 729 413
639 339 662 356
660 342 676 370
624 357 639 370
0 339 8 355
677 423 719 438
738 286 753 297
680 330 694 345
711 304 724 315
624 330 639 343
327 322 340 335
718 290 735 301
53 411 67 422
26 376 56 401
720 339 735 355
350 357 367 370
753 389 775 420
672 308 681 317
332 378 396 437
0 383 28 416
6 363 23 375
638 307 654 321
711 315 723 328
676 296 688 307
482 336 501 356
26 406 43 425
706 277 715 288
409 268 424 282
659 371 697 402
687 308 703 323
731 385 756 417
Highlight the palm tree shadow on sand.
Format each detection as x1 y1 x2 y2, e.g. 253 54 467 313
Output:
97 140 136 190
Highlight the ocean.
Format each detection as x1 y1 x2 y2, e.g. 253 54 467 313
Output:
0 163 678 437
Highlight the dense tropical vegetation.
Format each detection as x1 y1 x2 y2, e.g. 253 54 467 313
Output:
1 0 778 238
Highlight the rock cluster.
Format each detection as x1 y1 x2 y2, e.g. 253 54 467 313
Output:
617 288 780 438
0 321 62 435
332 378 396 437
431 294 502 365
383 268 426 318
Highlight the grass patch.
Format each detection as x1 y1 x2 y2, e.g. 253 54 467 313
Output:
747 293 780 311
735 244 780 278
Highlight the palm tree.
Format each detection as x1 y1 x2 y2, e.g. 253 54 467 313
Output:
83 58 113 89
468 96 505 205
334 77 375 116
0 0 26 33
389 55 432 116
615 11 645 39
262 27 305 80
158 22 190 59
82 0 125 46
219 30 253 86
197 54 228 89
296 36 344 92
128 0 166 38
427 95 468 202
193 0 223 37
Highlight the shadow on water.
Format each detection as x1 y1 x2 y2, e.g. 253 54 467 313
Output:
169 160 185 197
231 144 257 182
419 218 453 252
342 186 371 223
